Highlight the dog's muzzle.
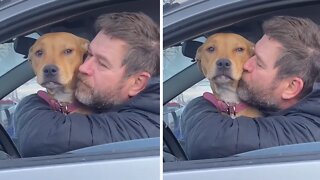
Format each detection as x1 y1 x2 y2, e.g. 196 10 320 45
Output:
43 64 59 78
214 58 233 80
216 58 231 70
41 64 62 88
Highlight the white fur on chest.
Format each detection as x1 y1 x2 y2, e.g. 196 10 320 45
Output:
48 88 74 103
214 83 240 104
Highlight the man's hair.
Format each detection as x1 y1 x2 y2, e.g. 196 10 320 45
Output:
263 16 320 98
95 12 160 77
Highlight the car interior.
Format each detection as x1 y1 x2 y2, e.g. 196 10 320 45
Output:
1 0 159 99
163 1 320 163
0 0 159 159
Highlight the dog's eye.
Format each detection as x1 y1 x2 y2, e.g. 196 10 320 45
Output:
235 47 244 52
35 50 43 57
64 49 73 55
207 47 215 52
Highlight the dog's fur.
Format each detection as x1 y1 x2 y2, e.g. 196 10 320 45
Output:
196 33 261 118
28 32 89 113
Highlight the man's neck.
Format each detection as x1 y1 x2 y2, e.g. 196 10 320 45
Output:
279 98 299 110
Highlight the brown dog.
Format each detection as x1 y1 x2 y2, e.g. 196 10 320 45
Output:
28 32 89 114
195 33 260 118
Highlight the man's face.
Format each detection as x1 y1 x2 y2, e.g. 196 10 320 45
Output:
237 35 286 112
75 31 131 109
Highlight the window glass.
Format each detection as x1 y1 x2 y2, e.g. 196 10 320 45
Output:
0 33 39 77
0 33 43 134
164 79 211 140
163 36 208 139
163 36 205 81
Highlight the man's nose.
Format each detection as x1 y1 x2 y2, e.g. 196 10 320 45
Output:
79 57 94 75
243 56 254 72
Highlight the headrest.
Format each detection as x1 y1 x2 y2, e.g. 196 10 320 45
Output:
181 40 202 62
13 37 36 59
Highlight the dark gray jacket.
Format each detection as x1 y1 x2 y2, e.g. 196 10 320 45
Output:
14 77 160 157
182 82 320 160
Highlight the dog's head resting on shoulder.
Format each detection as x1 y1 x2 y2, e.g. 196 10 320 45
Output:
195 33 254 103
195 33 261 118
28 32 89 103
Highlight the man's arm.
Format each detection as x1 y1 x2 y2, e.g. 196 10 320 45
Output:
182 97 320 159
13 94 159 157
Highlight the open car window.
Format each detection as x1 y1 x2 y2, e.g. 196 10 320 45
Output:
164 79 210 141
0 0 160 179
0 33 43 134
0 33 39 77
164 36 209 141
164 37 205 81
163 0 320 179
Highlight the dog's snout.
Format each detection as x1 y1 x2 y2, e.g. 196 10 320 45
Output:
43 65 59 77
216 59 231 69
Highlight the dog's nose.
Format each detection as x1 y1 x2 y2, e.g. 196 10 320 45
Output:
216 59 231 69
43 65 59 77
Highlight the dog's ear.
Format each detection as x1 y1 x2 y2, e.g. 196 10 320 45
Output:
247 40 255 57
78 37 90 52
195 44 203 62
27 44 35 62
195 45 204 74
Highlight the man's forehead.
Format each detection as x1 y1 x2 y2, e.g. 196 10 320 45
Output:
93 32 128 48
89 33 129 65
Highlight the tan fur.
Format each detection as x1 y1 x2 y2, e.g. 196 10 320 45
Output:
28 32 90 114
196 33 261 118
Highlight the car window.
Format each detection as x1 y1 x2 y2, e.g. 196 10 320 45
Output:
0 33 39 77
164 46 192 81
163 37 205 81
0 43 23 77
0 1 160 179
163 1 320 179
163 36 209 140
164 79 211 140
0 33 44 135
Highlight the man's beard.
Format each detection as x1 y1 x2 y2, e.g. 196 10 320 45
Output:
75 75 125 110
237 79 280 113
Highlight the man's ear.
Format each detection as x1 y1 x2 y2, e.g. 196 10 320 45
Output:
128 72 151 97
282 77 304 100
